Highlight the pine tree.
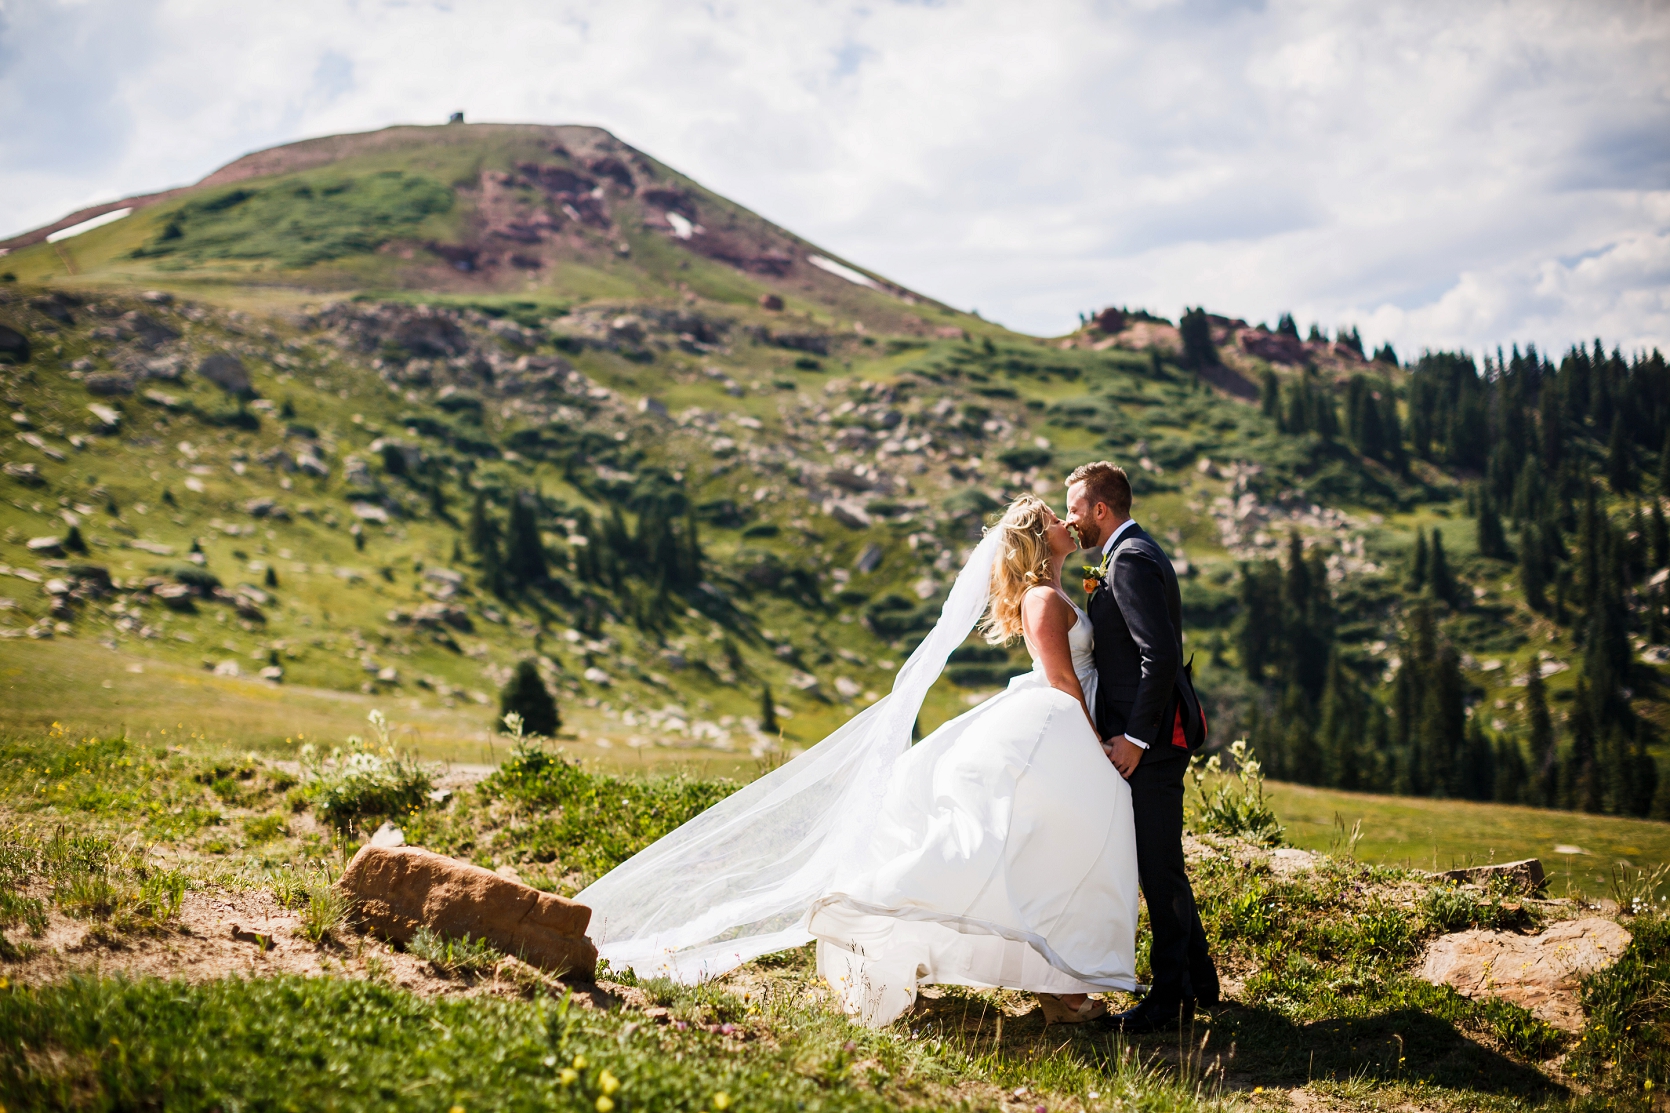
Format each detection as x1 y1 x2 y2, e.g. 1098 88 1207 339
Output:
1653 501 1669 570
498 659 559 737
1178 308 1218 371
264 565 279 589
1493 735 1528 804
503 491 549 588
1569 679 1602 812
1518 524 1546 611
760 684 779 734
1260 370 1280 421
1658 427 1670 495
1276 312 1299 339
1429 529 1457 606
64 525 87 554
1409 530 1429 591
1476 490 1510 560
1608 414 1636 493
467 492 505 593
1527 669 1559 807
1462 718 1496 801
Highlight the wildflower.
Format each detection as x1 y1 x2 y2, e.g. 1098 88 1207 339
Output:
559 1069 578 1085
596 1099 614 1113
712 1093 731 1110
599 1070 620 1095
449 1106 465 1113
1253 1087 1264 1094
573 1054 588 1069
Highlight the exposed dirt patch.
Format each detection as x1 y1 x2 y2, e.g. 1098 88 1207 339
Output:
2 884 611 1008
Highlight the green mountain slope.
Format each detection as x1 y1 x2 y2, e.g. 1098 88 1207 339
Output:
1 123 1668 836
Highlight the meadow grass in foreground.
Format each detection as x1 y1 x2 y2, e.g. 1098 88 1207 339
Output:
2 721 1669 1109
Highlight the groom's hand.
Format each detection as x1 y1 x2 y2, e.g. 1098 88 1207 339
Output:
1103 735 1142 777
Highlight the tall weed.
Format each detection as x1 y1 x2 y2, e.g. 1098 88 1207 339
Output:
300 710 433 834
1187 738 1284 846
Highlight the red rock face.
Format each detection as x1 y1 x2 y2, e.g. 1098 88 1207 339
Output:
1238 329 1309 365
338 844 597 979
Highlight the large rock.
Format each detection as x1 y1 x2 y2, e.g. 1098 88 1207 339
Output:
1438 857 1545 895
0 324 29 364
338 845 597 980
197 352 252 396
1418 916 1631 1031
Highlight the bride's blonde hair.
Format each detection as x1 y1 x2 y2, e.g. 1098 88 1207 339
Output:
978 494 1057 645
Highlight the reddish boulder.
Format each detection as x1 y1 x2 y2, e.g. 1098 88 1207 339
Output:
1239 329 1308 365
759 293 784 311
338 845 597 979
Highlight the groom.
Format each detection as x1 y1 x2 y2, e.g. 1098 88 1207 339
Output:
1065 461 1219 1033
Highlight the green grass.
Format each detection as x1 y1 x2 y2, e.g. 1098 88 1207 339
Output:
1267 779 1670 899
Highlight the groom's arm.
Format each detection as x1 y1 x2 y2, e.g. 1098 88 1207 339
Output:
1109 545 1182 748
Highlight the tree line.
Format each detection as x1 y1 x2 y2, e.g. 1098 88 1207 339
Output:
1236 339 1670 818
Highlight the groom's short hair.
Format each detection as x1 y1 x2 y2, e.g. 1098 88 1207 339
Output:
1067 461 1132 517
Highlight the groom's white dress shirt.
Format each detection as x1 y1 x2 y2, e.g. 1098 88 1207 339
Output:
1101 519 1148 749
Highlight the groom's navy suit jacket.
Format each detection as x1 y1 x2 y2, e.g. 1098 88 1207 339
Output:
1086 522 1185 765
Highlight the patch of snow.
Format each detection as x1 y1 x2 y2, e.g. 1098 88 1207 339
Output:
666 212 694 239
47 208 132 243
808 255 880 290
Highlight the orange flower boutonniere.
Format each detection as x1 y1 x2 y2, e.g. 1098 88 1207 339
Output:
1081 553 1111 597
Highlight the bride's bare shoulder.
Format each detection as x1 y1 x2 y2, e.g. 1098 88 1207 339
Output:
1020 585 1070 621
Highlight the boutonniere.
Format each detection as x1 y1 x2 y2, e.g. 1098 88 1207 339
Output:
1081 553 1111 596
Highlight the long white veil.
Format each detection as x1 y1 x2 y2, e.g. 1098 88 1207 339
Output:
575 529 1001 983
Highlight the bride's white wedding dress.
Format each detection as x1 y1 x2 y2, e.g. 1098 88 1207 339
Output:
575 532 1139 1028
807 595 1139 1023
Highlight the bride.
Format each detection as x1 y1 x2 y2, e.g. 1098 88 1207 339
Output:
576 495 1140 1027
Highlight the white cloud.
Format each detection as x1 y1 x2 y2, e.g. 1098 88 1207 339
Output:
1 0 1665 358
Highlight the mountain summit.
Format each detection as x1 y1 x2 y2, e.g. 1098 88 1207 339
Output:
1 122 959 335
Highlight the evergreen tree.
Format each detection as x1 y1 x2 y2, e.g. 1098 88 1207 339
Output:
1429 528 1458 606
1527 669 1558 807
1462 718 1496 801
64 525 86 554
1260 370 1280 421
1607 414 1636 493
499 659 559 737
1317 654 1363 790
503 491 549 588
1493 734 1528 804
1276 312 1299 339
1381 389 1407 473
760 684 779 734
1658 426 1670 495
1408 529 1429 591
1518 524 1546 610
264 565 279 589
1178 308 1218 370
1652 500 1669 569
467 492 505 594
1476 490 1510 560
1372 342 1398 366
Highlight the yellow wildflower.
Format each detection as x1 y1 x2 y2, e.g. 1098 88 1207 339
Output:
599 1070 620 1095
573 1054 588 1069
559 1069 578 1085
713 1093 731 1110
596 1099 614 1113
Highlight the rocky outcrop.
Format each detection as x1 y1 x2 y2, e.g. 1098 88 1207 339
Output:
338 844 597 979
1438 858 1546 896
1418 916 1631 1031
198 352 252 396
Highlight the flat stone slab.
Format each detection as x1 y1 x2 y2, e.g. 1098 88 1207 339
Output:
339 845 597 980
1437 858 1546 895
1418 916 1631 1031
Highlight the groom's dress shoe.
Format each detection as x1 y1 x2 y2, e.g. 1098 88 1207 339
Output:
1108 996 1196 1034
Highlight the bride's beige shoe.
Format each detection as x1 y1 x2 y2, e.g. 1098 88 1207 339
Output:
1035 993 1108 1024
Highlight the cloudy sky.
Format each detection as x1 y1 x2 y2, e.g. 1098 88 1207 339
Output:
2 0 1667 357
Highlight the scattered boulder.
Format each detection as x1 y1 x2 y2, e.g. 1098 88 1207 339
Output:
4 462 43 486
197 352 253 396
1438 858 1546 896
338 844 597 979
1239 329 1309 366
854 543 883 573
759 294 784 311
26 536 65 557
828 499 872 530
1419 916 1632 1031
121 311 180 350
85 373 135 396
0 324 29 364
86 403 121 433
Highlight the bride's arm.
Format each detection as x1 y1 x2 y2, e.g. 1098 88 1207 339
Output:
1020 588 1098 735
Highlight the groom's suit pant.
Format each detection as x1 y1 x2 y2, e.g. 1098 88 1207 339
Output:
1125 746 1217 1008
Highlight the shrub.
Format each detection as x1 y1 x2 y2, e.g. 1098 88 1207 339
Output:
1187 738 1284 845
499 662 559 737
300 710 433 833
